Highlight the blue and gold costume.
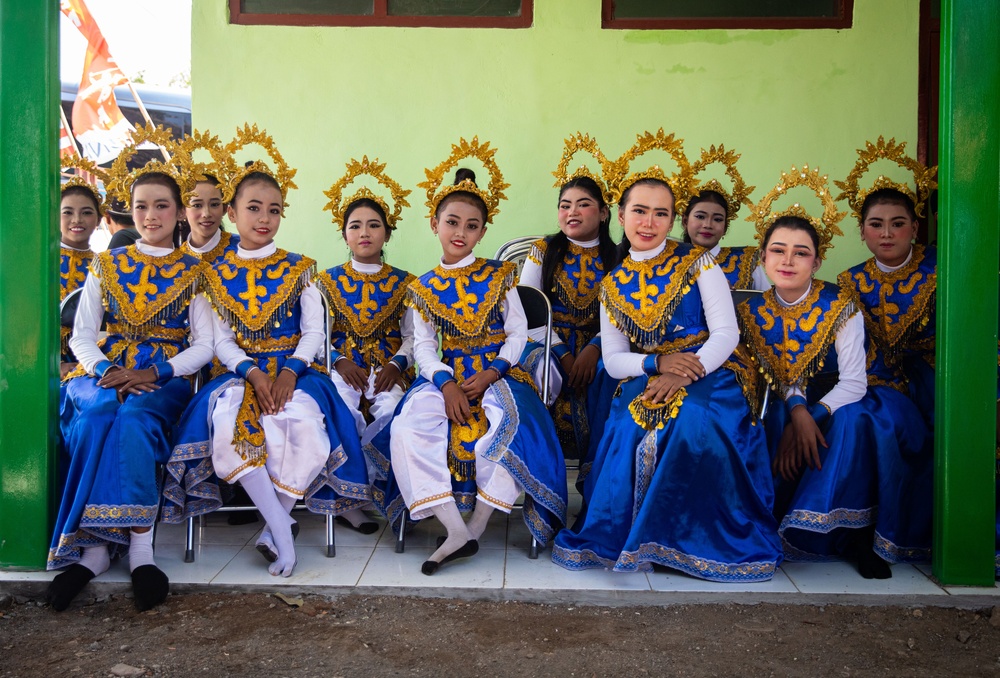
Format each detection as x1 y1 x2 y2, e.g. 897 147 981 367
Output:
715 245 760 290
163 247 372 522
553 242 782 582
181 230 241 264
50 245 208 569
381 257 568 546
59 246 94 362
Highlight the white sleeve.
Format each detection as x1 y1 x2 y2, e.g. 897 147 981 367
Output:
166 294 215 376
818 311 867 413
391 307 416 368
752 265 771 292
412 309 449 379
600 306 646 379
519 255 565 348
68 271 110 374
693 263 740 374
498 286 527 367
293 283 325 364
213 311 252 374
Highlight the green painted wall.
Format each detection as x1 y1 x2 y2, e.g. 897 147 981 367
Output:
192 0 918 279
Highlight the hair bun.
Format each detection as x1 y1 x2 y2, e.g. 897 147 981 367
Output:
454 167 477 186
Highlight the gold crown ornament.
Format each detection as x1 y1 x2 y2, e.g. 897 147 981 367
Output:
106 123 194 209
170 129 238 203
418 137 509 223
606 129 692 206
747 164 846 260
323 156 411 231
224 124 298 212
61 154 111 214
551 132 616 205
834 136 938 220
674 144 755 221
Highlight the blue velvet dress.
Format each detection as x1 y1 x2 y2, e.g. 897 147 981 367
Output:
49 246 207 569
376 258 568 546
314 261 415 520
519 238 616 494
58 246 96 486
162 248 372 522
552 243 782 582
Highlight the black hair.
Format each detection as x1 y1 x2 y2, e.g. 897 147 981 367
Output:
435 167 488 222
232 170 281 205
131 171 184 247
859 187 918 224
616 177 675 260
61 185 101 214
680 190 729 244
540 176 619 299
762 215 820 253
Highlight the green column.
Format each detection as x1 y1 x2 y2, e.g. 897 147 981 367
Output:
0 1 59 569
933 0 1000 586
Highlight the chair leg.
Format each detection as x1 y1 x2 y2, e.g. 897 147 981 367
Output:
395 508 408 553
326 514 336 558
529 537 539 560
184 516 195 563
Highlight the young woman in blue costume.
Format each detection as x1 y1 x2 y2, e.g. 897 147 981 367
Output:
519 133 619 492
740 165 928 579
176 130 241 264
833 138 940 568
47 124 214 611
552 130 782 582
163 125 372 577
315 156 416 534
676 145 768 291
388 137 567 575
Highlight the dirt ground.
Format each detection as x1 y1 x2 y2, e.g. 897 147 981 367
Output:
2 591 1000 677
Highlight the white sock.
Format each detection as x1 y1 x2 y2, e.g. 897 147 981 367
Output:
128 529 155 572
466 501 496 541
78 545 111 577
240 468 296 577
258 491 297 548
427 501 472 564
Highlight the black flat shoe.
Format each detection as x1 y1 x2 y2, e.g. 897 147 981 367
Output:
857 548 892 579
335 515 379 535
255 522 299 563
46 564 95 612
421 539 479 575
131 564 169 611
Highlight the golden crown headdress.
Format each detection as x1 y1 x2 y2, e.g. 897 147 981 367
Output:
551 132 615 205
834 136 938 220
61 154 110 214
107 123 193 209
674 145 755 221
323 156 411 231
606 129 692 206
747 164 846 260
224 124 297 212
418 137 509 223
170 129 238 203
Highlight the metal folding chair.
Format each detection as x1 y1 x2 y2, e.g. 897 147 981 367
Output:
183 293 338 562
493 236 542 274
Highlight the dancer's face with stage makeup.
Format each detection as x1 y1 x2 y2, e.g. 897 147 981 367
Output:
861 201 917 268
344 205 388 266
228 180 283 251
186 181 225 248
683 199 728 249
132 183 180 249
762 226 821 302
60 191 100 249
558 186 606 242
619 182 674 252
432 197 487 265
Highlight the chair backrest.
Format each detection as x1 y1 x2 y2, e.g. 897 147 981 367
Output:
731 288 763 307
316 290 333 372
59 286 111 330
515 284 551 331
494 235 543 273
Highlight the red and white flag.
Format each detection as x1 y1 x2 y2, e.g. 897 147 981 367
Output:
61 0 133 164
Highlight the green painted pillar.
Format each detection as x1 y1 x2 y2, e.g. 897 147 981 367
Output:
933 0 1000 586
0 1 59 569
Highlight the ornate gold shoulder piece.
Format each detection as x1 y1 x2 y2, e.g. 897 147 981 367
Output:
170 129 238 203
747 165 846 260
106 123 192 209
675 144 755 221
551 132 615 205
323 156 411 231
834 136 938 220
224 124 298 212
606 129 691 206
417 137 509 223
61 154 110 213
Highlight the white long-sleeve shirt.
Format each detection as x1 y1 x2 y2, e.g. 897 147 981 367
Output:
69 241 214 376
776 284 867 414
212 242 325 373
601 241 740 380
519 236 601 348
412 254 527 380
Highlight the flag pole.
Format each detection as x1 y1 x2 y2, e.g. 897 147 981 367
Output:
58 105 81 161
124 81 171 162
